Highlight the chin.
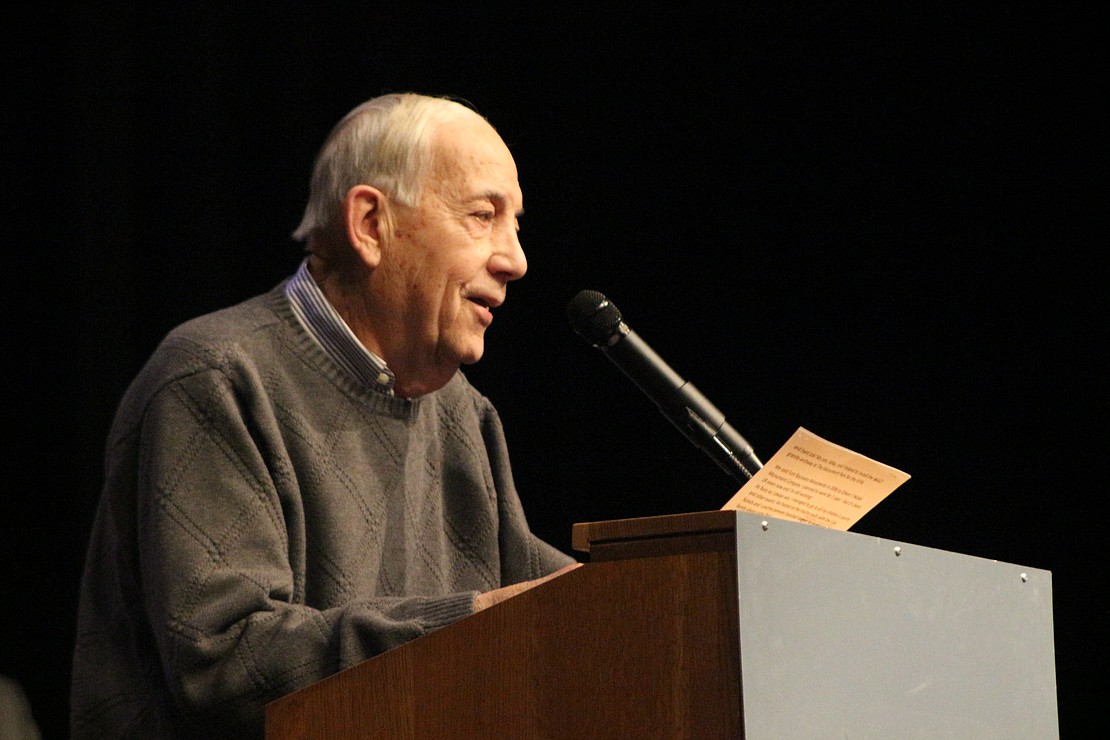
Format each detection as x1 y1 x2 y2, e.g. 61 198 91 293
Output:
459 348 485 366
449 338 485 367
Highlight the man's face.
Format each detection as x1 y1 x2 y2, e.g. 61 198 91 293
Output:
370 113 526 393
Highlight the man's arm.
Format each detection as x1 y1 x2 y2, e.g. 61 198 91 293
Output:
125 369 482 732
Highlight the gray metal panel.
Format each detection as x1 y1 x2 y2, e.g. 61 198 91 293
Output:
733 511 1058 739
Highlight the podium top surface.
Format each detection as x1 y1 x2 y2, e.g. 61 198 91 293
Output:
572 510 738 553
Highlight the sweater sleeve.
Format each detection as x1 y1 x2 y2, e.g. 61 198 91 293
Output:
129 367 476 735
477 397 578 584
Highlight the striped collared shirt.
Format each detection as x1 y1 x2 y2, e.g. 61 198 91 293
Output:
284 258 396 394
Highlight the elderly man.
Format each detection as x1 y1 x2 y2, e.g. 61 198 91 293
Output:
71 93 578 738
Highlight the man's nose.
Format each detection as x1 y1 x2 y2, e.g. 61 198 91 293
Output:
489 227 527 282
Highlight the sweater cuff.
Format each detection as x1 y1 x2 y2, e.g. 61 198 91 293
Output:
420 591 480 632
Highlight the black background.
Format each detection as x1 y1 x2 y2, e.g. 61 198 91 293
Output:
5 4 1106 736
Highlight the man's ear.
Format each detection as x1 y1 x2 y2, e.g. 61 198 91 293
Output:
343 184 387 268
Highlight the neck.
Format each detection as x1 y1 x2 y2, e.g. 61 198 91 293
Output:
306 252 454 399
307 252 377 344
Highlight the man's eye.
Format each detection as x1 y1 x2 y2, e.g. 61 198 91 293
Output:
472 211 495 222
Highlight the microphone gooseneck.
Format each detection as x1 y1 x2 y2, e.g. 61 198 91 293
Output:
567 290 763 483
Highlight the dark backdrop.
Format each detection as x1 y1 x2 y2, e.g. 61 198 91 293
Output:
5 4 1105 736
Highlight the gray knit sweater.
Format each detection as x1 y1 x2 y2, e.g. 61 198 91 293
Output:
71 283 573 738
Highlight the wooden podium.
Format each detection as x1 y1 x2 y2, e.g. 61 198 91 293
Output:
265 510 1058 738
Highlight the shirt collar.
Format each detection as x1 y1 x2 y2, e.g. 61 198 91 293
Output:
284 258 396 394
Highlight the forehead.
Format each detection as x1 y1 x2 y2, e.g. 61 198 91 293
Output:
424 114 522 203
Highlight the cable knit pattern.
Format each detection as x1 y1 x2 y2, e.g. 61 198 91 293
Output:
71 282 573 738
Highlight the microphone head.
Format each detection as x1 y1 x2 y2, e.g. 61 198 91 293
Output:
567 290 623 347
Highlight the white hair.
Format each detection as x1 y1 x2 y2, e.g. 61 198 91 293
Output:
291 93 481 241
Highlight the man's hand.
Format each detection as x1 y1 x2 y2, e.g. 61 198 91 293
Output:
472 563 583 612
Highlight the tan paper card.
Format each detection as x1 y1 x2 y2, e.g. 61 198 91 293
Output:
721 427 910 530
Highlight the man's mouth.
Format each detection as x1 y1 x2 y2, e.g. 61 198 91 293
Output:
467 295 497 327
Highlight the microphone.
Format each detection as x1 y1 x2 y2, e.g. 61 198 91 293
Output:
567 290 763 483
